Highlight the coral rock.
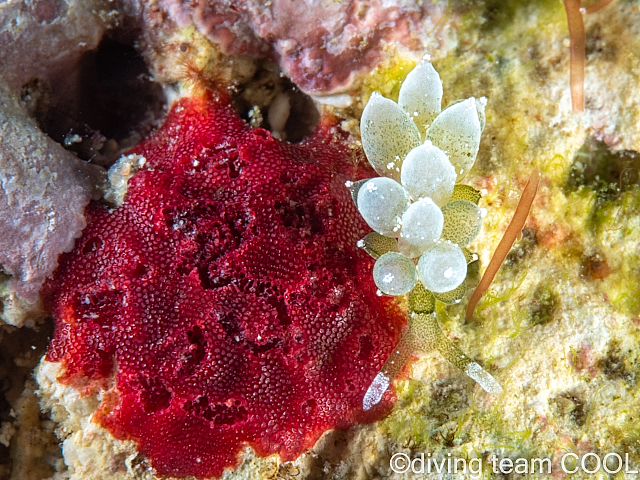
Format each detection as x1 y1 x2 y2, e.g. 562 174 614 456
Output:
43 90 405 478
0 0 109 92
0 83 104 327
159 0 453 94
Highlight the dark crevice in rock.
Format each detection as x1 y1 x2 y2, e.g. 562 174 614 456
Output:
231 60 320 143
0 318 57 476
21 33 165 167
565 138 640 199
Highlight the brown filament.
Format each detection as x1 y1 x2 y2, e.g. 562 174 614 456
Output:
584 0 616 14
563 0 585 112
466 170 540 320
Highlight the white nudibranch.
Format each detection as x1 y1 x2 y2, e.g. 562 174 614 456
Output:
349 58 501 409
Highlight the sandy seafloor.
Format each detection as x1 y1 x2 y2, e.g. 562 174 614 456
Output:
2 0 640 479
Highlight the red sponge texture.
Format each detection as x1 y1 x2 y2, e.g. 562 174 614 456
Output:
44 91 404 478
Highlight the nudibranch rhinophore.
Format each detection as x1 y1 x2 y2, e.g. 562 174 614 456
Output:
347 58 503 411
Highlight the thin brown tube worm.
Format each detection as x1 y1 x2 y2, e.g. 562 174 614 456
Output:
466 171 540 320
584 0 616 14
563 0 585 112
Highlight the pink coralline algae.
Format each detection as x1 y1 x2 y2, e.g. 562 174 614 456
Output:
44 89 406 478
160 0 452 94
0 0 108 92
0 84 104 327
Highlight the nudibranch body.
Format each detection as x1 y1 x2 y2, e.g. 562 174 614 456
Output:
349 58 502 410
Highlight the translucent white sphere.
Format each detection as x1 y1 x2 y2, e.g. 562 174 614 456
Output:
373 252 417 296
400 198 444 250
357 177 409 237
417 242 467 293
401 142 456 205
440 200 483 246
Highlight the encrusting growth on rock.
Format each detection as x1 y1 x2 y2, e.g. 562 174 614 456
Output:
42 88 406 478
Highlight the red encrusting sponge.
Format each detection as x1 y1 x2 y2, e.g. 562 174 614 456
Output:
43 89 405 478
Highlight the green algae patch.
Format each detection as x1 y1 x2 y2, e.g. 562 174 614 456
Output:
378 373 556 474
606 251 640 317
529 283 559 327
379 376 472 450
478 0 562 34
360 55 418 104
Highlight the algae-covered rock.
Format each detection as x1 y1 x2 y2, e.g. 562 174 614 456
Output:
2 0 640 478
318 0 640 477
157 0 457 95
